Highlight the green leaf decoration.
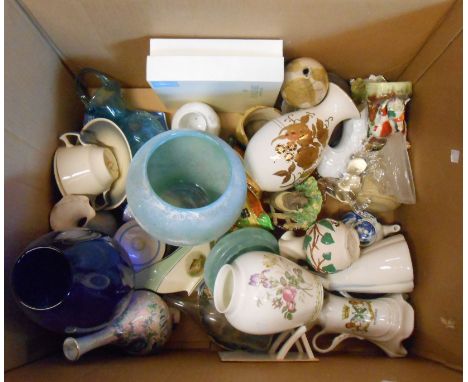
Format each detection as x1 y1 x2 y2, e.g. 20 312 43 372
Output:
280 277 287 286
322 264 337 273
257 213 274 230
303 235 312 250
321 232 335 245
322 252 332 261
282 306 287 313
285 271 291 279
276 289 282 295
318 219 335 232
287 312 293 320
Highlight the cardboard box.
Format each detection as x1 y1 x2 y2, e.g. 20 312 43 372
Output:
147 39 284 112
4 0 462 380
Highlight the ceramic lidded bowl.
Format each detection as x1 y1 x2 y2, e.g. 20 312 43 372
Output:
126 130 247 246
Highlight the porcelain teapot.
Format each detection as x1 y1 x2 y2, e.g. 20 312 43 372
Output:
279 218 361 274
244 83 360 192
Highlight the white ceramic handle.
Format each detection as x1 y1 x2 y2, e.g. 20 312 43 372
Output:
90 192 111 211
312 329 363 353
59 132 87 147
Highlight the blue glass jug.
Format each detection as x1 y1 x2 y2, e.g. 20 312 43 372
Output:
76 68 167 155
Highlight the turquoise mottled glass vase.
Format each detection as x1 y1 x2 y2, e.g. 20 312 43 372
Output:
126 130 247 246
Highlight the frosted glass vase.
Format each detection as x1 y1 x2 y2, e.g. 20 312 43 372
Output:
126 130 247 246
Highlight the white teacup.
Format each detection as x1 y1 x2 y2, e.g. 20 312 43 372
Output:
54 132 119 200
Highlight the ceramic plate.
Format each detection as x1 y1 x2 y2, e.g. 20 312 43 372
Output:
204 227 279 292
81 118 132 210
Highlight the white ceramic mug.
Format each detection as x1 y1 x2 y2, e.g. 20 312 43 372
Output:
54 132 119 198
312 293 414 357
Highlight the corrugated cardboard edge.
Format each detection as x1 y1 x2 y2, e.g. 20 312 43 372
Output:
395 0 462 370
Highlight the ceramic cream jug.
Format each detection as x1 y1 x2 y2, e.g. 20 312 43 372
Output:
244 83 360 192
63 290 172 361
213 251 323 335
312 292 414 357
279 219 360 274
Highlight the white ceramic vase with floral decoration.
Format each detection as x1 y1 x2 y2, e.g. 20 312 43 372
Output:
213 251 323 335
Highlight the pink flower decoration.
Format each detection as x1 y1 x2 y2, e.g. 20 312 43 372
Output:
282 286 297 303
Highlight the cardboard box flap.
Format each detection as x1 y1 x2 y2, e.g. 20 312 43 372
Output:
20 0 455 86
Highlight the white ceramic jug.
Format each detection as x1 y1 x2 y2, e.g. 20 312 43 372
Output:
317 107 369 179
320 234 414 294
244 83 360 192
312 292 414 357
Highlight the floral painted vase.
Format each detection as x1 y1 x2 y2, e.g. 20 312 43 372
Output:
63 290 172 361
279 218 360 274
244 83 359 192
312 292 414 357
213 251 323 335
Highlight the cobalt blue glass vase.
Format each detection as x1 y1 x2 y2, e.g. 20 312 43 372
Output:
11 228 134 334
76 68 167 155
126 130 247 246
